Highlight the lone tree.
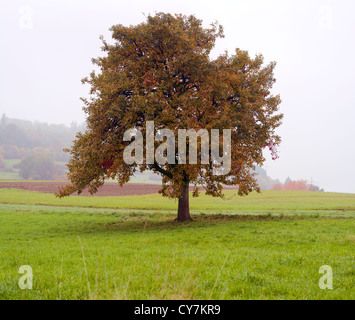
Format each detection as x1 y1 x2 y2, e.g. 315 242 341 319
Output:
56 13 283 222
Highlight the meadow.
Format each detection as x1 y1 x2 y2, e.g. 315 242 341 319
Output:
0 187 354 300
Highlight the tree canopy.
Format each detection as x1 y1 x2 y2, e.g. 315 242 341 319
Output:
56 13 283 221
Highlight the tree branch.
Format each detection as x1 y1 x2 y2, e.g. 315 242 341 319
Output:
153 162 173 179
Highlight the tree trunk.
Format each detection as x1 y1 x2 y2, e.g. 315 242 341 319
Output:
177 180 192 222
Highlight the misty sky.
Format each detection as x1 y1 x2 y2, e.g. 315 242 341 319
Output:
0 0 354 193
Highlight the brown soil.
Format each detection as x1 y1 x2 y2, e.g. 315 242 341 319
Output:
0 181 164 196
0 181 237 197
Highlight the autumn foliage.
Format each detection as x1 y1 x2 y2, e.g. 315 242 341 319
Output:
56 13 283 221
272 180 324 192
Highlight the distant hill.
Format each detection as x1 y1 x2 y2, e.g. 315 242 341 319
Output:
0 114 85 159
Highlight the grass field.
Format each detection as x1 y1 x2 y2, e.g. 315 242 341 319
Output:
0 188 354 300
0 159 21 180
1 188 355 211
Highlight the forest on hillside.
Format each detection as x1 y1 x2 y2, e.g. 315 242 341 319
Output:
0 114 85 180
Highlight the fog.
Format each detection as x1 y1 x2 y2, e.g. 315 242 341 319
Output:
0 0 354 193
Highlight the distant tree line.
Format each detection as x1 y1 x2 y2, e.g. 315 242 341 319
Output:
252 166 280 190
0 114 85 180
271 177 324 192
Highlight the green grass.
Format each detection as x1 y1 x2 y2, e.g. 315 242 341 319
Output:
0 159 21 180
4 159 21 169
0 172 21 180
1 188 355 211
0 188 354 300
